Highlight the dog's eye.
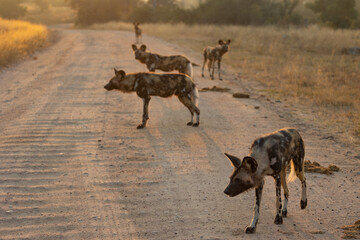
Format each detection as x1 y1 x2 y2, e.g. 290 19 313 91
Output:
234 178 240 183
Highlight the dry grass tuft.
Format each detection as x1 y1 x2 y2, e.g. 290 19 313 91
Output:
0 18 49 67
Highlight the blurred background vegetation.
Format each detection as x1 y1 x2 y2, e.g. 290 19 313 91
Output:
0 0 359 29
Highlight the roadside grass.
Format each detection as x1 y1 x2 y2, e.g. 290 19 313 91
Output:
0 18 49 67
89 22 360 143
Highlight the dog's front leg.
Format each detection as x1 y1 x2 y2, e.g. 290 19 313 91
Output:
218 60 222 80
201 56 207 77
210 60 215 80
245 180 264 233
137 96 151 129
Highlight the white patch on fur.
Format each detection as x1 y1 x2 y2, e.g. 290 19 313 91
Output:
192 86 199 107
250 205 259 228
270 157 277 165
301 182 307 201
186 62 193 78
283 197 288 212
237 171 253 183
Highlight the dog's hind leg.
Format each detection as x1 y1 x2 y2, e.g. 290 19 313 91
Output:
178 95 200 127
295 162 307 209
201 54 207 78
294 138 307 209
273 176 283 225
178 96 194 126
280 167 289 217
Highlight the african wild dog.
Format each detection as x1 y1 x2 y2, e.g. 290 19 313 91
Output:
133 22 142 44
104 69 200 129
131 44 198 78
202 39 231 80
224 128 307 233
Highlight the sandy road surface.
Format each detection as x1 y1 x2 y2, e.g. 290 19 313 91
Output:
0 27 359 240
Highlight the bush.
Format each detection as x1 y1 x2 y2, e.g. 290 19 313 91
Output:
307 0 359 28
68 0 139 25
0 18 48 66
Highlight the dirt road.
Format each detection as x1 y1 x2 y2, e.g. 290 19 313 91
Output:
0 27 359 240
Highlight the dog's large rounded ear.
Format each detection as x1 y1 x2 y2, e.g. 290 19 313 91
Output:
140 44 146 51
218 40 224 45
226 39 231 45
131 44 138 51
118 70 126 78
114 69 125 78
242 156 258 173
225 153 241 169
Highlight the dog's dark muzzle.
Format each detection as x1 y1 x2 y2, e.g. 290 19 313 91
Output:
104 83 113 91
224 186 235 197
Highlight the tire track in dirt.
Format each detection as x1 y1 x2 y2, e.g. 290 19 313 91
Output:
0 29 136 239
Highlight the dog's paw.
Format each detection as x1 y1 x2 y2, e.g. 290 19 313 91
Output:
301 199 307 209
245 226 256 234
136 124 145 129
274 215 283 225
282 209 287 217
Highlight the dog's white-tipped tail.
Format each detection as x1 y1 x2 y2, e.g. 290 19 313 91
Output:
287 160 297 183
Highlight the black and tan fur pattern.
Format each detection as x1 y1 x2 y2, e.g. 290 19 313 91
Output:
104 69 200 129
131 44 196 78
202 39 231 80
224 128 307 233
133 22 142 44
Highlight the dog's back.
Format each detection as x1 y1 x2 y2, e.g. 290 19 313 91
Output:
249 128 304 176
153 55 191 73
132 72 193 97
132 44 193 77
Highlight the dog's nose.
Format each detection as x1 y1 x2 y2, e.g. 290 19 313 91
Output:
224 188 230 195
